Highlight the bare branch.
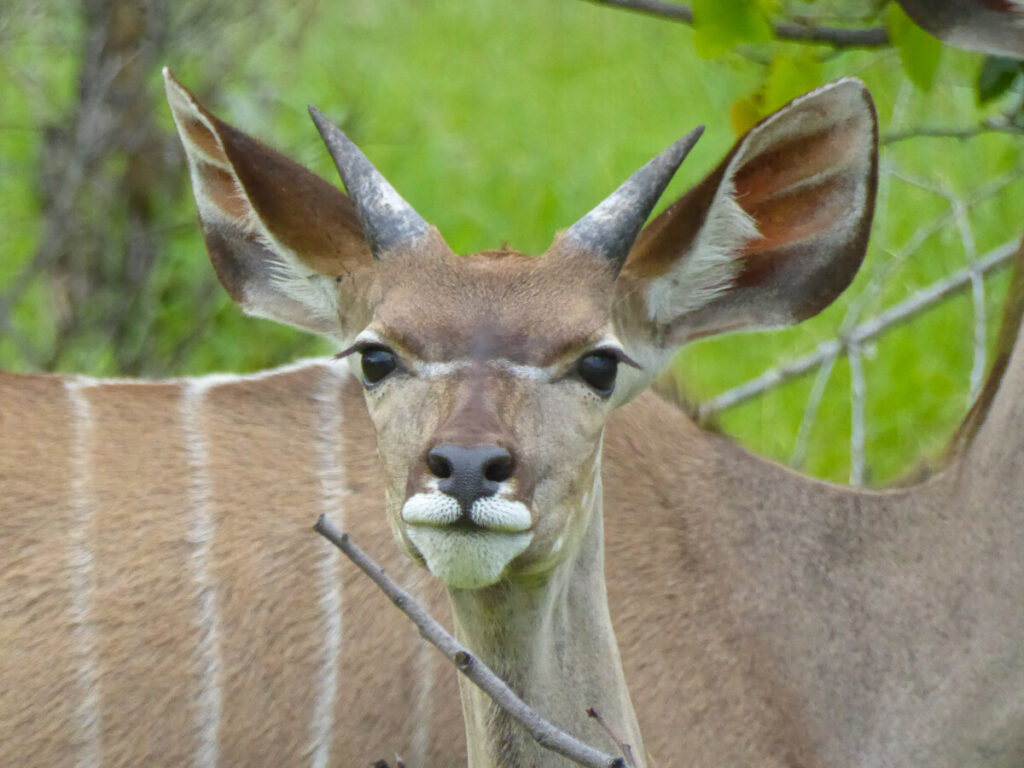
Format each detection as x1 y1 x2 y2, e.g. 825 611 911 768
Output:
883 123 1024 145
952 200 987 404
848 344 867 486
580 0 890 48
587 708 638 768
313 517 627 768
698 239 1022 419
789 351 838 469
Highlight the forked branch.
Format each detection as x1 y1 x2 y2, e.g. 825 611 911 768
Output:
698 238 1022 419
313 516 630 768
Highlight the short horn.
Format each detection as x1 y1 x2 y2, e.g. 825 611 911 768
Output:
564 125 704 272
309 105 429 258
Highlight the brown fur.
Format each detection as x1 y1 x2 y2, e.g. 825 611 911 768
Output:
374 249 615 365
11 76 1003 768
1 375 81 764
5 300 1024 765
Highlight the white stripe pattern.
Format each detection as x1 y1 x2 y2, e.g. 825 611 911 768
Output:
65 380 103 768
182 380 224 768
309 362 348 768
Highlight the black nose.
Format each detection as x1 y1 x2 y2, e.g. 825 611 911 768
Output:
426 444 515 517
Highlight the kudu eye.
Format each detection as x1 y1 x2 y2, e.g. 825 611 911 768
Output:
577 351 619 396
360 346 397 385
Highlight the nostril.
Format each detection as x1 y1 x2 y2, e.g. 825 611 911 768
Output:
483 452 515 483
426 450 453 479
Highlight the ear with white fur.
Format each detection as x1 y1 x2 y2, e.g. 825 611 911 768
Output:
615 78 877 362
164 68 375 342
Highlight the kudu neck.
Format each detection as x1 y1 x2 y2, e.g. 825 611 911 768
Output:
447 480 644 768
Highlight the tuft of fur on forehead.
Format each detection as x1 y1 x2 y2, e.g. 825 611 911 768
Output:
372 249 618 365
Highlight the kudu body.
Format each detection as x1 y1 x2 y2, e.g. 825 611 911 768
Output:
3 71 1020 768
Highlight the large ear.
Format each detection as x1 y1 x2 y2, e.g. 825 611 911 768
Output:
615 78 877 360
163 68 375 341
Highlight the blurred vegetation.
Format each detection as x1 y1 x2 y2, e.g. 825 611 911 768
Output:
0 0 1022 484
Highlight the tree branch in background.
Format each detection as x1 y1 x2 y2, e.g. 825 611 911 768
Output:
313 516 630 768
580 0 891 48
0 0 317 376
697 238 1022 420
883 122 1024 145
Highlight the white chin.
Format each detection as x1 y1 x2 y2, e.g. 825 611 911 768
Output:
405 526 534 589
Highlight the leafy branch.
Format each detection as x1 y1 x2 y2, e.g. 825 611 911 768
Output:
580 0 890 48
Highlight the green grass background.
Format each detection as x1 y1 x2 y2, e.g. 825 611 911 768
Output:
1 0 1022 484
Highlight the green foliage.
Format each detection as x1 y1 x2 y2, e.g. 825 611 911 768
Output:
977 57 1024 104
2 0 1022 485
693 0 772 58
764 50 824 110
887 2 943 90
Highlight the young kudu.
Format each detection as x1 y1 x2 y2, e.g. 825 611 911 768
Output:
6 69 1017 768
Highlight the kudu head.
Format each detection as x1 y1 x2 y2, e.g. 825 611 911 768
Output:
165 70 877 590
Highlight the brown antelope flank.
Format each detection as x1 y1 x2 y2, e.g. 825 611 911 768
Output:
3 67 1023 768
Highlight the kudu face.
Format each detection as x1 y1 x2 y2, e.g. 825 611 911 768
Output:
165 68 877 592
302 104 703 589
359 249 622 588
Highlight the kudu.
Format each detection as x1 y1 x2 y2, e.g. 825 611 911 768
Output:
4 69 1019 768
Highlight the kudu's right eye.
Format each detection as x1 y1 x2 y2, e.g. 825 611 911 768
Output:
359 346 397 384
577 351 619 396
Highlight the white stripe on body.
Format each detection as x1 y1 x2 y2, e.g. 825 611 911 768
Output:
309 363 349 768
65 381 103 768
182 380 225 768
66 357 334 389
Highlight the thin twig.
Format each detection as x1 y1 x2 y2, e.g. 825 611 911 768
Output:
882 123 1024 145
952 200 987 404
698 239 1021 419
581 0 890 47
313 517 627 768
789 350 838 469
848 343 866 486
587 708 637 768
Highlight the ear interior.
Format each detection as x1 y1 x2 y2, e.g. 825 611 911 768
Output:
621 78 878 346
164 69 373 338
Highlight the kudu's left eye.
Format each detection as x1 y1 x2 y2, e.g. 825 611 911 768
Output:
360 346 397 384
577 352 619 396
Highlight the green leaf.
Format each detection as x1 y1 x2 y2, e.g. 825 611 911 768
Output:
731 94 763 135
693 0 772 59
887 3 943 91
764 51 823 113
977 56 1024 104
